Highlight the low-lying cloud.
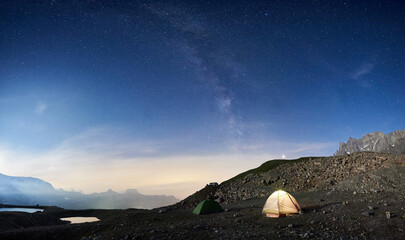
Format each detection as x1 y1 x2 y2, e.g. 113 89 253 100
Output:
0 127 335 199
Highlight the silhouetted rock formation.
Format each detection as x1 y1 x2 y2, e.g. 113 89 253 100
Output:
334 129 405 156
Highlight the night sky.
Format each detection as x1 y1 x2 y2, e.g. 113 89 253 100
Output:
1 0 404 198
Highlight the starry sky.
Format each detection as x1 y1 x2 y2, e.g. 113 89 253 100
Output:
1 0 404 198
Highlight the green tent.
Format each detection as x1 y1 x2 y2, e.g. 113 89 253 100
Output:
193 199 224 215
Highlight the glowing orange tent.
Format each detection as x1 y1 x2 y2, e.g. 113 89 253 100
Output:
262 190 301 218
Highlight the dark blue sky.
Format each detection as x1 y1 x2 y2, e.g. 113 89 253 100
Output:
0 0 404 196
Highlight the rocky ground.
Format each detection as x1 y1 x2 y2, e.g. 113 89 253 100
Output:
1 152 404 239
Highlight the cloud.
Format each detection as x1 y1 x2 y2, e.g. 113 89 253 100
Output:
351 63 374 79
35 100 47 115
0 127 336 199
237 140 335 156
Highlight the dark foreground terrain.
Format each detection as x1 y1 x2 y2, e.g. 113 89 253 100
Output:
1 190 404 240
1 152 404 239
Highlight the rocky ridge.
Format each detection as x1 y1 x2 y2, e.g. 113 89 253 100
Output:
176 152 405 208
334 129 405 156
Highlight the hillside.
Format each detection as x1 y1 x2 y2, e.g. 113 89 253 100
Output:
177 152 405 208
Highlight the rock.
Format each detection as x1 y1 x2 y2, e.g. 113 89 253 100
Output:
288 224 296 228
299 232 309 238
361 211 374 216
385 211 391 219
368 206 375 210
334 130 405 156
158 209 167 214
193 225 204 230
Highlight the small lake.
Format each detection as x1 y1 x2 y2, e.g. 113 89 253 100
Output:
0 208 44 213
60 217 100 224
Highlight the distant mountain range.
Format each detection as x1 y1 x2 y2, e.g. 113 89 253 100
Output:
0 173 178 209
334 129 405 156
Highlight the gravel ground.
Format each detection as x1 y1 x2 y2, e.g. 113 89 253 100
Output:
1 190 404 240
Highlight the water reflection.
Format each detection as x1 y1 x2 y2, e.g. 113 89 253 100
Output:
0 208 43 213
60 217 100 224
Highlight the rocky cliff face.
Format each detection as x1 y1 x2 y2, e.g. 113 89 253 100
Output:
334 129 405 156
